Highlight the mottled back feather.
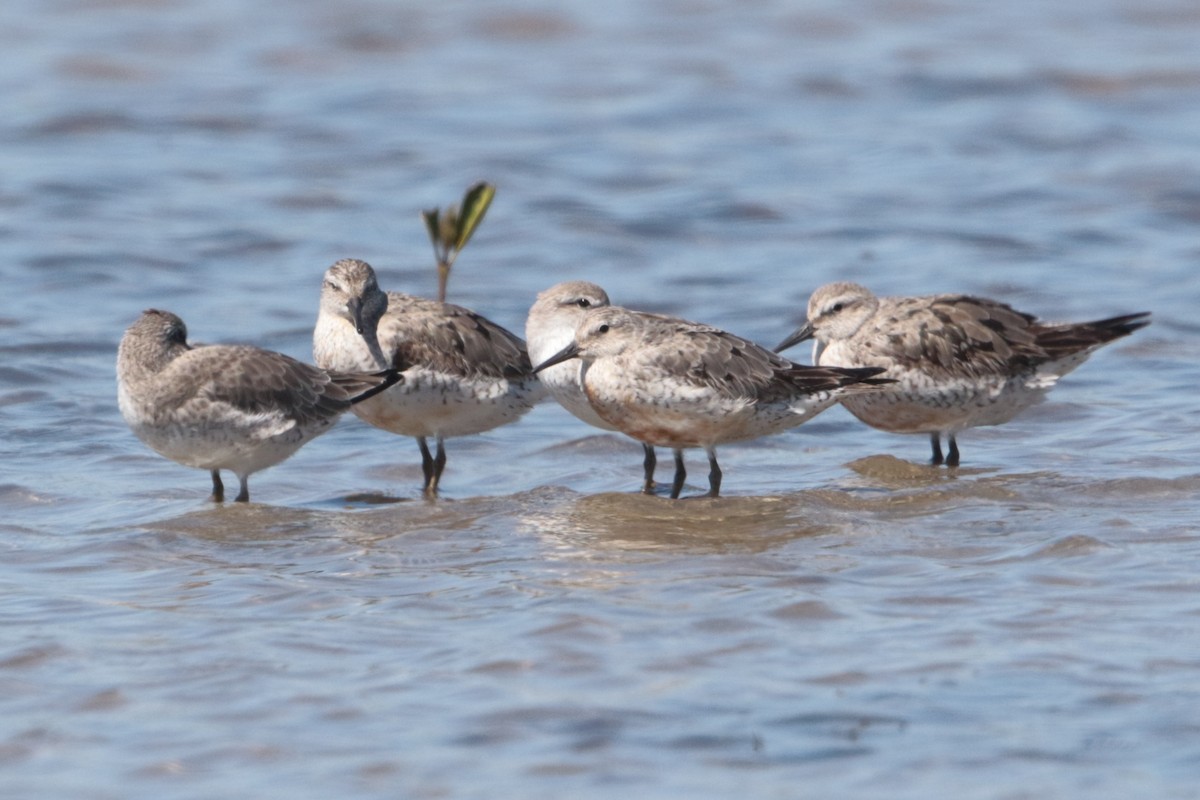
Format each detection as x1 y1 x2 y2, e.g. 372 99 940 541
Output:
182 346 393 429
864 296 1151 380
379 293 534 380
616 314 883 402
865 295 1055 379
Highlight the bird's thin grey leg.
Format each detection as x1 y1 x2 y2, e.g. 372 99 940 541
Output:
641 444 657 494
210 470 225 503
930 434 945 466
430 436 447 493
234 475 250 503
705 447 722 498
669 449 686 500
418 437 436 493
946 435 960 468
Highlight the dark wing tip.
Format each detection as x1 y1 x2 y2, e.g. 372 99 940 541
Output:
1038 311 1153 356
1104 311 1152 336
838 365 894 386
778 363 892 394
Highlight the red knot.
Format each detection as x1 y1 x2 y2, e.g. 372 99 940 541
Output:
118 309 398 502
314 258 543 496
776 281 1151 466
534 305 889 498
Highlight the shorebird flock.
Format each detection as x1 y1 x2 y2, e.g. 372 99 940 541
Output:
118 262 1150 502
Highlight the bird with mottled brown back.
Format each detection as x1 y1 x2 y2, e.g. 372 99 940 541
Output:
118 309 399 502
534 305 888 498
314 258 543 496
775 282 1150 466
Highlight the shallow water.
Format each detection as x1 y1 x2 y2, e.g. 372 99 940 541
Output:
2 0 1199 797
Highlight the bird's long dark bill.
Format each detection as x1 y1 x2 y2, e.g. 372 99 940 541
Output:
348 297 366 335
774 322 815 354
533 342 581 374
350 369 403 404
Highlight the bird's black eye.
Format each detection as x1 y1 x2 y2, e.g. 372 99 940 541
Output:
597 324 610 334
574 298 591 308
830 303 844 313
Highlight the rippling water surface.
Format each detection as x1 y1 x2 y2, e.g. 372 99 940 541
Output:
2 0 1199 797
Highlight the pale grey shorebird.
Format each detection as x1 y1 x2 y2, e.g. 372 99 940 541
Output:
775 281 1151 467
117 309 400 502
533 306 890 498
525 280 660 493
313 258 543 495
